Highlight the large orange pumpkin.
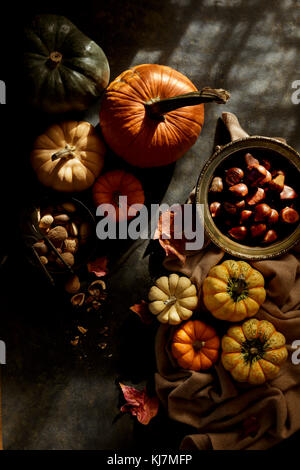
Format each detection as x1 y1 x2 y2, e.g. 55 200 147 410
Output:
171 320 220 371
99 64 230 167
93 170 145 222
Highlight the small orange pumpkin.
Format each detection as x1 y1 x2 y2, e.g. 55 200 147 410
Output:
31 121 106 192
171 320 220 371
93 170 145 222
99 64 229 167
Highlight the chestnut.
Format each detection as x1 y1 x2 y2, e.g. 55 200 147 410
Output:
254 203 272 222
210 201 221 218
261 170 272 185
267 209 279 225
280 207 300 224
261 158 271 171
225 167 244 186
269 172 285 192
247 188 265 205
262 229 278 244
224 200 245 215
246 165 268 186
209 176 223 193
245 153 259 168
250 223 267 238
235 199 246 211
240 210 253 224
280 185 298 200
228 226 248 240
229 183 248 197
224 201 238 215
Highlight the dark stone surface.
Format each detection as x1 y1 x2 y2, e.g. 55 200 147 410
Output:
1 0 300 450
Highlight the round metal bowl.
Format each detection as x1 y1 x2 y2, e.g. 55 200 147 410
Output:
21 196 97 278
196 136 300 260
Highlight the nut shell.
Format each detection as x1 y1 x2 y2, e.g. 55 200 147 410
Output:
56 251 75 267
65 275 81 294
48 226 68 247
33 241 48 255
64 237 79 254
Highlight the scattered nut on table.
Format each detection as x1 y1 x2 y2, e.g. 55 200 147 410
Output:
64 274 81 294
71 293 85 307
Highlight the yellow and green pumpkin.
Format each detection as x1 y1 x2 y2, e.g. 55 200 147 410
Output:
203 260 266 322
221 318 288 385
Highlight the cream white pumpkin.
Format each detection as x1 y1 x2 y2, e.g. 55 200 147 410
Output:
31 121 106 192
148 273 198 325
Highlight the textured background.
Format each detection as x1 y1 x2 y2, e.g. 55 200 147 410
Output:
1 0 300 450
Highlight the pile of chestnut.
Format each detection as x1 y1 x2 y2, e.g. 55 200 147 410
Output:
208 152 299 245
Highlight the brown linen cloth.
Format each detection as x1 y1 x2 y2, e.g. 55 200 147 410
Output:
154 113 300 450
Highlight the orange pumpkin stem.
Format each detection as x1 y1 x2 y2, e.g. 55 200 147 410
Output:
47 51 63 69
52 144 76 161
144 87 230 120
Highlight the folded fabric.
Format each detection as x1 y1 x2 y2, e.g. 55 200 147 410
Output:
154 113 300 450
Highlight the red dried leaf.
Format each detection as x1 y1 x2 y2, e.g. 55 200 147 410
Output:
87 256 108 277
241 416 259 438
119 383 159 425
130 301 153 324
154 206 187 265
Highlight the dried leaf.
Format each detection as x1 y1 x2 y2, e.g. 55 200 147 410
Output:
154 206 187 265
87 256 108 277
119 383 159 425
241 416 259 438
130 300 153 325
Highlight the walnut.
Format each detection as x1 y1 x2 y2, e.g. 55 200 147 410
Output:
48 226 68 247
56 251 75 267
63 237 79 254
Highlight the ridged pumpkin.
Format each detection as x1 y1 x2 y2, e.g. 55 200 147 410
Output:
24 14 110 113
203 260 266 322
148 274 198 325
31 121 106 192
99 64 230 167
93 170 145 222
221 318 288 385
172 320 220 371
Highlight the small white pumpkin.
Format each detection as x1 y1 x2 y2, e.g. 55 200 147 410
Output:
148 273 198 325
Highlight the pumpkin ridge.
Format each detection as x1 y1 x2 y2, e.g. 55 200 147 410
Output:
256 360 267 381
108 88 145 104
168 109 204 124
163 114 195 141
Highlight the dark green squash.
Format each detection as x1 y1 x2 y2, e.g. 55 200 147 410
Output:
24 14 110 113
